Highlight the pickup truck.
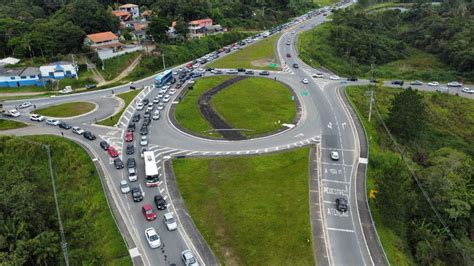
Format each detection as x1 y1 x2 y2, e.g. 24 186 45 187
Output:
2 109 20 117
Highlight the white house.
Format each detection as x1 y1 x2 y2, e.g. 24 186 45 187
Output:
119 4 140 19
39 61 78 79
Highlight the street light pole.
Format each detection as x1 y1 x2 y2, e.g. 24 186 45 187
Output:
162 53 166 69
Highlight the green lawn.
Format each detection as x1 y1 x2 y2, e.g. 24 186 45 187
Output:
0 135 130 265
173 148 314 265
174 76 232 138
208 33 282 70
298 23 461 82
211 77 296 137
97 89 142 127
0 119 28 131
99 52 141 81
35 102 96 118
0 84 53 93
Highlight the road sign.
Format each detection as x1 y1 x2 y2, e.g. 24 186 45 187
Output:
301 91 309 96
268 63 278 68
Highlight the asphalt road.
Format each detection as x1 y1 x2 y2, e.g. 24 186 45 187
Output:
2 1 473 265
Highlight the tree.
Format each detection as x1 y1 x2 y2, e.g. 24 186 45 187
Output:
174 18 188 38
386 87 427 140
148 15 170 43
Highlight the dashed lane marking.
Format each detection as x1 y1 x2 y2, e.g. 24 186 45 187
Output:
359 157 368 164
322 179 350 184
129 248 140 258
327 228 355 233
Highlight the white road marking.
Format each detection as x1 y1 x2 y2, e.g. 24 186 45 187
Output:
327 228 355 233
359 157 368 164
129 248 140 258
321 162 353 167
322 179 350 184
92 158 98 161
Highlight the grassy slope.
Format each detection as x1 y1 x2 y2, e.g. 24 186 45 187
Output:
298 23 460 82
97 89 142 127
35 102 96 117
99 52 141 81
174 76 232 138
208 33 282 70
211 77 296 137
5 135 130 264
173 148 314 265
345 85 474 265
0 119 28 131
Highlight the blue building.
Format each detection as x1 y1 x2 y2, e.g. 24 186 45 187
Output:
0 67 45 88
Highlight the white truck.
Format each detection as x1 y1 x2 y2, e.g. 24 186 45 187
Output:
2 109 21 117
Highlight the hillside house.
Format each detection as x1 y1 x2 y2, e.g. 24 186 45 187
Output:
188 18 224 39
112 10 132 22
0 67 45 87
85 31 142 60
119 4 140 19
39 62 78 79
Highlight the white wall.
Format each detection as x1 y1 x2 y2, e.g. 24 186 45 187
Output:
98 46 143 60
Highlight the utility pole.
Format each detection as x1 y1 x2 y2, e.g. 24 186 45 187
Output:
70 54 78 80
368 62 375 122
162 53 166 69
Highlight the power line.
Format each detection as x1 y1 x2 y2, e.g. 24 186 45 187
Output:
370 92 471 264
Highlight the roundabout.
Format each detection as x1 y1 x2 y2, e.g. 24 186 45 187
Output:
172 75 300 140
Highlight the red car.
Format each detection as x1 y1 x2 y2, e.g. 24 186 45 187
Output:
107 146 119 158
125 131 133 142
142 204 157 221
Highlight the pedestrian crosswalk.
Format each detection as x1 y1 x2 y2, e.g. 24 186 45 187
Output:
147 136 321 160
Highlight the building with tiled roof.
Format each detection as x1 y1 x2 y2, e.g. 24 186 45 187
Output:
119 3 140 19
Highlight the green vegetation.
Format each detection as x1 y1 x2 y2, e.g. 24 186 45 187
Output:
346 85 474 265
35 102 96 117
173 148 314 265
208 33 281 70
212 77 296 137
0 85 52 93
174 76 232 138
97 89 142 126
299 3 473 81
98 52 141 81
56 65 97 90
0 135 129 265
175 76 296 138
0 119 28 131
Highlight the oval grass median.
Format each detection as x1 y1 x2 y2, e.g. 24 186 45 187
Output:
0 119 28 131
172 148 314 265
174 76 297 139
35 101 96 118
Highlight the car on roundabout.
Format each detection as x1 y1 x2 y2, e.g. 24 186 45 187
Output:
46 119 60 126
312 73 324 78
30 114 45 122
428 81 439 86
127 158 136 169
72 126 85 135
125 131 133 142
114 158 124 169
329 75 340 80
226 69 238 74
100 141 110 151
154 194 167 210
107 146 119 157
19 102 32 109
152 110 160 120
447 81 462 87
157 103 165 110
83 131 96 140
292 63 299 68
131 187 144 202
163 95 171 103
259 70 270 76
461 87 474 94
145 227 161 248
410 80 423 85
136 102 144 111
140 136 148 146
142 204 157 221
302 78 309 84
58 122 72 129
182 250 199 266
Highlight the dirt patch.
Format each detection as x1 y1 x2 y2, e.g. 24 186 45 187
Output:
198 76 248 140
251 58 276 68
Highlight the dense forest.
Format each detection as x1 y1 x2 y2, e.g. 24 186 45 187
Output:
347 85 474 265
0 136 129 265
0 0 318 59
325 0 473 79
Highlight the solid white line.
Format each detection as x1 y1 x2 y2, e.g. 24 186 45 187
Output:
322 179 351 184
321 162 353 167
327 227 355 233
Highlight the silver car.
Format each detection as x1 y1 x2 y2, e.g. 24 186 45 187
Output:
120 180 130 193
140 136 148 146
330 151 340 160
182 250 199 266
164 212 177 231
152 110 160 120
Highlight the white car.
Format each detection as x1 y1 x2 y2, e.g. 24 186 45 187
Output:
226 69 238 74
153 97 160 104
329 75 340 80
136 102 144 111
428 81 439 86
30 114 45 122
182 250 199 266
146 103 154 111
302 78 309 84
157 92 164 98
157 103 165 110
162 95 171 103
169 88 177 95
5 109 20 117
330 151 340 160
152 110 160 120
140 136 148 146
461 87 474 94
145 228 161 249
72 126 85 135
447 81 462 87
19 102 32 109
46 119 60 126
164 212 178 231
291 30 296 34
128 167 137 182
120 180 130 194
312 73 324 78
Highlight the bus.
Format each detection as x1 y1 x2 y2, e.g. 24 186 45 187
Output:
143 151 160 187
154 70 173 88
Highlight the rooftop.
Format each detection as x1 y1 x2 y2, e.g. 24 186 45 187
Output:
0 67 40 77
119 4 138 8
190 18 213 25
87 32 118 43
112 10 130 17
